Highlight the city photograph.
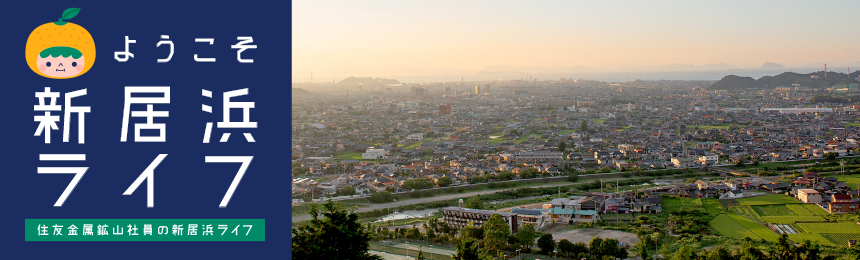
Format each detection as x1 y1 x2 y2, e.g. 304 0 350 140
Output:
291 1 860 259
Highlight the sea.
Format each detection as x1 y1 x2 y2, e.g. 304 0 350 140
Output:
302 67 852 84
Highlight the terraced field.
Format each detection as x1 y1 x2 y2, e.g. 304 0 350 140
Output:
787 234 835 246
730 205 763 222
695 196 854 247
796 223 860 234
709 214 761 240
728 214 780 241
822 233 860 247
737 195 801 206
802 204 830 216
752 205 794 216
761 216 827 224
785 204 814 216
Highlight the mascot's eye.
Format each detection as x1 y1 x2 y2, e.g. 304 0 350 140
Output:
46 62 52 67
72 62 77 67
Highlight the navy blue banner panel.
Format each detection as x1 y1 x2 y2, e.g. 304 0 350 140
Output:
0 1 291 259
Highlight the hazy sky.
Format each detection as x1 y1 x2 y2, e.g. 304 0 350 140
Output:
293 0 860 77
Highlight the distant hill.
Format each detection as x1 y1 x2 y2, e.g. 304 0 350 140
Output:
709 71 860 90
761 62 785 69
757 71 857 89
338 76 400 85
708 75 757 90
475 71 523 75
293 88 309 95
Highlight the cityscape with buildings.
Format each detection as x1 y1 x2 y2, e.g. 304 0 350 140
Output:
291 2 860 260
293 74 860 259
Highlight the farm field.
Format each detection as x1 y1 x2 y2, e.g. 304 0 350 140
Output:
690 196 857 247
837 174 860 185
736 195 801 206
334 151 363 160
752 205 793 216
795 223 860 234
787 234 834 246
801 204 830 216
822 233 860 247
785 204 814 216
761 216 826 224
701 199 725 216
727 214 781 242
709 214 761 240
729 205 763 222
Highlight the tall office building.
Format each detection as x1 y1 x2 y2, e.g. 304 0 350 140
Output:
411 87 425 96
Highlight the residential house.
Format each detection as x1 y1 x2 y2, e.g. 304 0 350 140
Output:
797 189 822 203
828 194 859 213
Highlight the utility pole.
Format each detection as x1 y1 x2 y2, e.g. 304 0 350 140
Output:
841 159 846 175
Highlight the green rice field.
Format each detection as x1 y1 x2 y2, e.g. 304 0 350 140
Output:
752 205 794 216
728 214 781 241
787 234 835 246
837 174 860 185
761 216 827 224
785 204 814 216
334 151 363 160
795 223 860 234
822 233 860 247
709 214 761 240
729 205 763 222
683 195 855 247
737 195 801 206
801 204 830 216
701 198 725 216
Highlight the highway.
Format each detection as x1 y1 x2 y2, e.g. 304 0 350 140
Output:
292 176 664 222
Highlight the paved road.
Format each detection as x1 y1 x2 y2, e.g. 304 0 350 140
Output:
293 176 650 222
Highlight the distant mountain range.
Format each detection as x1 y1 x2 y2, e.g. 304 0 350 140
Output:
475 63 785 74
337 76 400 85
